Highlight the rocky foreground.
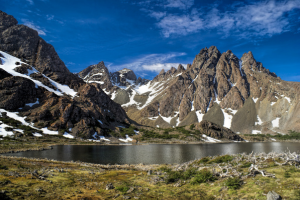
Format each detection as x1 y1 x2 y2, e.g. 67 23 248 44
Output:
0 150 300 199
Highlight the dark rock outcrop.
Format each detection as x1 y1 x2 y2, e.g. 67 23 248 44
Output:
196 121 244 141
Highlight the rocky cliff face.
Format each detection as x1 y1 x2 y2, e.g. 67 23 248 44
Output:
94 46 300 135
0 11 130 139
78 61 113 90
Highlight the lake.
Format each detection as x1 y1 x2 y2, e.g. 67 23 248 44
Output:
4 142 300 164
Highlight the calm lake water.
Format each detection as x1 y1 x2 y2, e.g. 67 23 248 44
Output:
4 142 300 164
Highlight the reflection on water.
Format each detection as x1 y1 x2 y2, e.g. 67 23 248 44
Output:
4 142 300 164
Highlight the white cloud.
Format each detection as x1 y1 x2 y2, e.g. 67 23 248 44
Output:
149 11 166 20
21 19 46 36
157 13 203 37
142 63 187 72
109 52 186 72
163 0 194 10
26 0 34 5
46 15 54 21
142 0 300 39
206 0 300 38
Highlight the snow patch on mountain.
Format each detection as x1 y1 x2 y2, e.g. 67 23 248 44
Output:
0 51 77 97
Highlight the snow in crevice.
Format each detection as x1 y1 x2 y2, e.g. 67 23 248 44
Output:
255 116 263 125
25 98 39 107
122 90 140 107
280 95 291 104
92 132 98 139
148 116 159 120
191 101 194 111
272 117 280 128
195 110 204 122
221 109 233 129
239 60 244 76
252 97 259 103
160 115 173 123
214 90 221 104
88 80 104 84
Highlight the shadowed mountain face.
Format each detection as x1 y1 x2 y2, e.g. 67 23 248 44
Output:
0 11 130 139
81 46 300 134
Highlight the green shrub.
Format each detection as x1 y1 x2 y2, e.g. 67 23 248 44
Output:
293 190 300 200
159 166 171 173
115 185 130 194
284 171 291 178
190 124 195 130
0 164 8 170
208 155 233 164
190 169 216 185
166 171 183 183
241 162 252 168
197 157 210 164
0 117 22 127
225 177 241 190
141 129 179 140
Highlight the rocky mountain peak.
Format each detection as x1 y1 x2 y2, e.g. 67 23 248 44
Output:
0 11 18 32
177 64 185 72
78 61 112 90
0 11 83 90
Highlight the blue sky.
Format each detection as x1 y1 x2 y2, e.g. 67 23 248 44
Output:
1 0 300 81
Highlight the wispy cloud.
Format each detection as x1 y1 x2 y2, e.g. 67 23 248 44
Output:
26 0 34 5
142 63 187 72
157 12 203 37
108 52 186 72
21 19 46 36
148 11 166 20
163 0 194 10
139 0 300 39
46 15 54 20
205 0 300 39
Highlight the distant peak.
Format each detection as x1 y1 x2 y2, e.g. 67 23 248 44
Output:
118 68 133 73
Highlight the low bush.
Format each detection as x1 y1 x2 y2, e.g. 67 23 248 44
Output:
141 129 179 140
190 169 216 185
225 177 241 190
208 155 233 164
115 185 130 194
241 162 252 168
0 164 8 170
189 124 195 130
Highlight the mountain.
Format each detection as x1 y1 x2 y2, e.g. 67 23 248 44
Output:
78 64 150 105
80 46 300 135
0 11 130 139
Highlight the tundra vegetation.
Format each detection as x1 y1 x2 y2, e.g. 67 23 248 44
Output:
0 150 300 199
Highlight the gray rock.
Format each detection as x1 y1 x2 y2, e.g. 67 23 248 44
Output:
267 191 282 200
123 196 131 199
127 187 135 193
147 170 153 175
105 183 114 190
